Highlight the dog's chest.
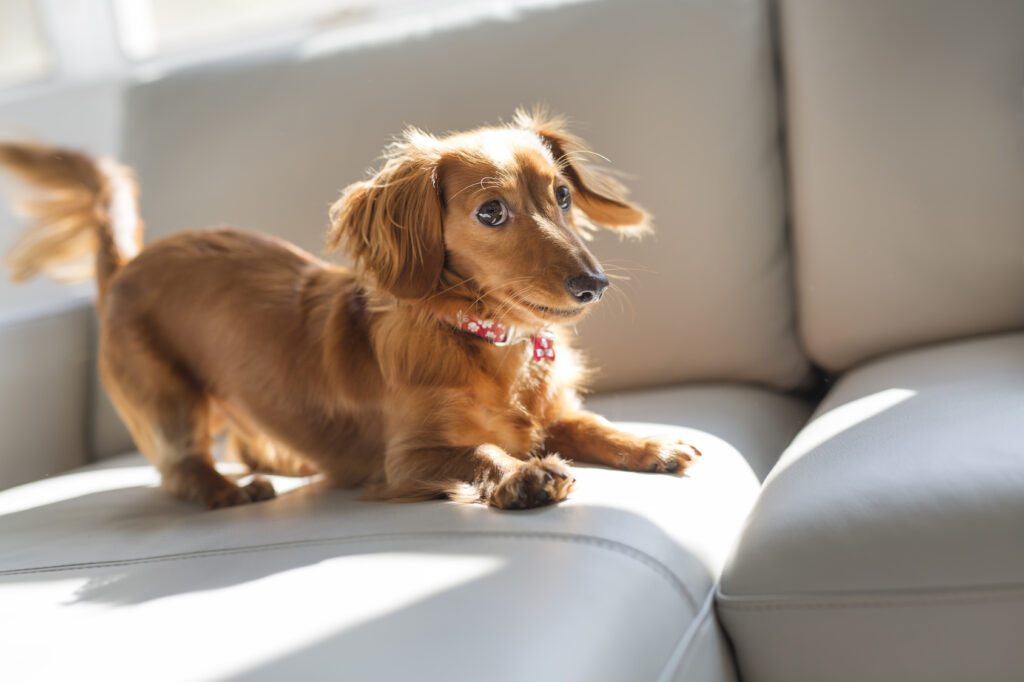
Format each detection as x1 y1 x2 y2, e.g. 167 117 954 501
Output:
468 352 557 456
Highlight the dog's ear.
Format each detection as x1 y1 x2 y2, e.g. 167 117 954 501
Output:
515 108 650 236
328 142 444 300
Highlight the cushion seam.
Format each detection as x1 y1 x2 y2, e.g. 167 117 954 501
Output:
0 530 700 609
655 586 718 682
716 584 1024 611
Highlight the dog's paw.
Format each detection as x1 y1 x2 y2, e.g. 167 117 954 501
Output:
204 476 276 509
634 437 702 475
204 485 253 509
242 475 277 502
489 455 575 510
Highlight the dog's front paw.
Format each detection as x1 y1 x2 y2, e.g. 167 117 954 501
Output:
489 455 575 510
629 437 701 475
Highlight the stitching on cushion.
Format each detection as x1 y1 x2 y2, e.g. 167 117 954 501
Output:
0 530 701 609
655 588 720 682
715 584 1024 612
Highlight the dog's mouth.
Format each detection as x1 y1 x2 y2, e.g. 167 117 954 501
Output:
508 295 586 321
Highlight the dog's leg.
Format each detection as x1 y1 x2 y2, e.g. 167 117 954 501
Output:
544 411 701 475
99 337 275 509
225 430 319 478
376 444 575 510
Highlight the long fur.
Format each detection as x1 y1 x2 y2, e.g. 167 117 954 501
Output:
0 144 140 288
0 111 699 510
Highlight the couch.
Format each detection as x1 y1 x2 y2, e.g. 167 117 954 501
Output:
1 0 1022 679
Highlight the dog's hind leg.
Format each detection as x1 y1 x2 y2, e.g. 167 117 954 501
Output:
98 330 275 509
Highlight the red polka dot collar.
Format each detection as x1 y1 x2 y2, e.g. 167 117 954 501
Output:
449 310 556 362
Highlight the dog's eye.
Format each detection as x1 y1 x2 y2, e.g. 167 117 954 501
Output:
555 185 571 211
476 199 508 227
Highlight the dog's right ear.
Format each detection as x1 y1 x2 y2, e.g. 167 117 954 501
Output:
328 141 445 300
514 108 650 237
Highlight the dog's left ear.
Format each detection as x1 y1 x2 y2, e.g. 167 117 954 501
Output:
327 138 445 300
515 109 650 235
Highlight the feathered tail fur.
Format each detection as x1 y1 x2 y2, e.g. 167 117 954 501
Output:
0 142 142 295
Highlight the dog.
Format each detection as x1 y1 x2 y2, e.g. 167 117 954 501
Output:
0 110 700 510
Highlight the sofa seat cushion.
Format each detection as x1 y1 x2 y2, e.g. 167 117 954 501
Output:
586 385 814 483
0 384 810 682
718 332 1024 682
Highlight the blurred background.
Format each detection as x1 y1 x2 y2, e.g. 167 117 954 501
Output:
0 0 577 314
0 0 809 402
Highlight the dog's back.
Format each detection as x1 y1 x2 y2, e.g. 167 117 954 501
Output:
0 145 387 505
102 228 388 475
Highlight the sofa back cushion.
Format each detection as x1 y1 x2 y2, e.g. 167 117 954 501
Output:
0 302 93 489
782 0 1024 372
97 0 812 457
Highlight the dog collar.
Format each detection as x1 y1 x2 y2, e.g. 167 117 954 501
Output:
452 311 556 362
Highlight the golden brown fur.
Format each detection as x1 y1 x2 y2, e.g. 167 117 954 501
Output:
0 111 700 510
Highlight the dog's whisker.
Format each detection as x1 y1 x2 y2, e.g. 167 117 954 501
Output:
424 273 476 302
598 259 656 276
601 284 635 318
476 278 531 306
461 277 536 318
449 177 503 201
554 149 611 171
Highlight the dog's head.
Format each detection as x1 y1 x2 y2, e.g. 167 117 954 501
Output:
328 109 649 328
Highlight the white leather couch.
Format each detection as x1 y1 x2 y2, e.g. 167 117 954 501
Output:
1 1 1022 680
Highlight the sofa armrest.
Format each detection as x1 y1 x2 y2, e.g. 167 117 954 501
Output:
0 299 94 490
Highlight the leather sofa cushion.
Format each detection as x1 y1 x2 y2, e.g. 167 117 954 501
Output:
781 0 1024 371
717 332 1024 681
0 301 93 490
0 385 811 681
586 384 812 482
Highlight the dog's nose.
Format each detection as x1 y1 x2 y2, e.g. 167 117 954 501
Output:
565 271 609 305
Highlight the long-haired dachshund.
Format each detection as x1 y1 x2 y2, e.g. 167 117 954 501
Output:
0 110 699 510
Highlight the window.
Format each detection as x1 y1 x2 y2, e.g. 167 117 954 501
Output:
0 0 52 87
112 0 403 61
0 0 516 94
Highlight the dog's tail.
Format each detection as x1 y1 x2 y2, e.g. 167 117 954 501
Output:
0 142 142 296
